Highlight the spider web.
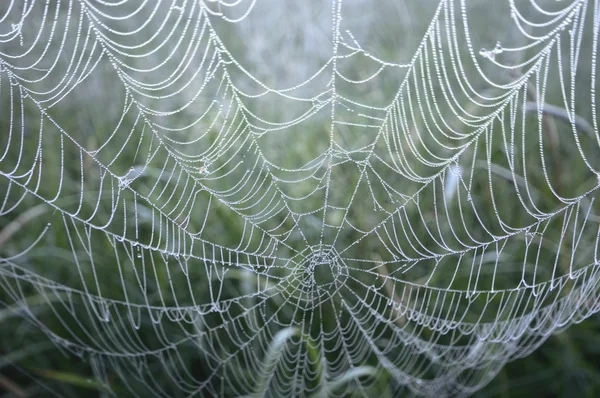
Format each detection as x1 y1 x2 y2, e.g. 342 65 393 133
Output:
1 0 600 396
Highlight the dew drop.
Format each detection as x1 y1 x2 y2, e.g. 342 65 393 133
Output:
479 48 494 60
525 231 535 245
494 41 503 54
137 253 142 259
118 176 130 189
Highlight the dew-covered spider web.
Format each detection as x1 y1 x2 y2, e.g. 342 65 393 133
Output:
1 0 600 396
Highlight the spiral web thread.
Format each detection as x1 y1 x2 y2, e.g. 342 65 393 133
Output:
1 0 600 396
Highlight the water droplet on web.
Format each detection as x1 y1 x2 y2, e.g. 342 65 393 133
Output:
47 223 52 227
494 41 503 54
479 48 495 61
466 193 472 202
118 176 130 189
525 231 535 245
137 253 142 259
